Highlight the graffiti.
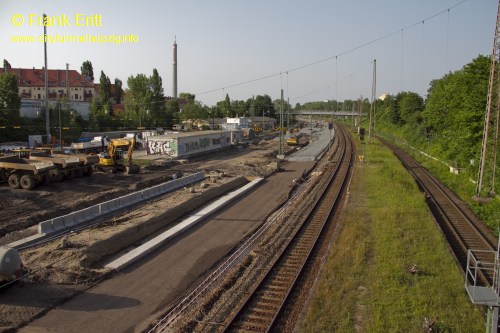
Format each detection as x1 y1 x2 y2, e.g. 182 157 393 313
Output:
183 137 211 154
199 137 210 149
178 133 231 155
184 140 199 154
147 140 177 156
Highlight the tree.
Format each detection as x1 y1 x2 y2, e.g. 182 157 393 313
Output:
231 100 247 117
393 91 424 126
224 93 232 117
0 73 21 127
181 100 206 120
254 94 275 118
125 74 152 128
81 60 94 81
97 71 112 115
99 71 111 103
89 99 114 131
423 55 489 166
114 78 123 104
149 69 168 127
179 92 195 103
166 98 180 127
3 59 11 72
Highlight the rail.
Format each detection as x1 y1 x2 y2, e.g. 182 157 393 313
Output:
148 124 352 332
379 137 497 281
217 125 352 332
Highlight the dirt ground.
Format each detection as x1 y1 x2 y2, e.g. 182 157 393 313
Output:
0 137 293 332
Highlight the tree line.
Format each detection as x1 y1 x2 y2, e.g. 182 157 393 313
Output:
0 54 493 165
375 55 490 176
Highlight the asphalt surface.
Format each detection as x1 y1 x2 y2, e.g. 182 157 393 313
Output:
19 160 316 333
287 124 333 162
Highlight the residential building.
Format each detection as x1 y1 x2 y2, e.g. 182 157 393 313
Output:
0 67 122 120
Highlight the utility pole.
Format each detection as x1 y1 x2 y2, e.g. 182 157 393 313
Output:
278 89 285 158
287 97 290 130
66 63 69 100
58 103 62 147
369 59 377 142
44 13 50 144
475 1 500 199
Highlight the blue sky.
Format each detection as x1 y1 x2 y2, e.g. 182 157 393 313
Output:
0 0 497 106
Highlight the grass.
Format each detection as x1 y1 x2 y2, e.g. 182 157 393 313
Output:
131 158 153 167
402 144 500 235
373 121 500 234
299 138 485 333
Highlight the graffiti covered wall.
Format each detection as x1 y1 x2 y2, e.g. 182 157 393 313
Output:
146 131 233 158
178 132 231 158
146 138 178 157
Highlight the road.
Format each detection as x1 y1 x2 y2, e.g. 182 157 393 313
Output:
19 161 315 333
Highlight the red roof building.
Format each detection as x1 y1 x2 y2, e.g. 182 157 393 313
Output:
1 67 95 102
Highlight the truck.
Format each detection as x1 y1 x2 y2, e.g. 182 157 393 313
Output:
0 154 56 189
70 136 110 153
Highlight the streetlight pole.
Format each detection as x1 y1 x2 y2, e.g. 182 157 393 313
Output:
43 13 50 144
58 103 62 147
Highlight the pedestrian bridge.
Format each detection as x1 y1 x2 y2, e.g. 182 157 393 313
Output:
290 110 367 117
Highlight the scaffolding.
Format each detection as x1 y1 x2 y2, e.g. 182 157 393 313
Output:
465 237 500 332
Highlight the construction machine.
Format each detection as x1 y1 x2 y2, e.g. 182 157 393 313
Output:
99 138 140 174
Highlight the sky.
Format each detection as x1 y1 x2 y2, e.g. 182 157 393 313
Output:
0 0 497 107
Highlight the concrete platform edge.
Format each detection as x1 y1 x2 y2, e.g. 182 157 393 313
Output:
105 178 264 271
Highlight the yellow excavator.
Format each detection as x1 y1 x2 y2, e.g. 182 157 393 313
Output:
99 137 140 174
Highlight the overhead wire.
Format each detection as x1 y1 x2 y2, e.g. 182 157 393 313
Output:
195 0 468 99
0 0 469 118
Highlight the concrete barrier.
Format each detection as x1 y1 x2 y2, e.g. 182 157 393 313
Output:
37 172 205 235
85 205 100 219
51 217 66 231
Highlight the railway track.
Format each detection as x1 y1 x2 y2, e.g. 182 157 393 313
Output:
219 125 352 332
379 137 497 282
150 127 353 332
148 124 353 333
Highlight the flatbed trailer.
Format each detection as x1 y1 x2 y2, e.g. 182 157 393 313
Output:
15 149 86 182
0 155 56 189
35 147 98 177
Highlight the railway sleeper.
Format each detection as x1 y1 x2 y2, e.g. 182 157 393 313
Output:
280 266 300 275
259 290 284 299
266 285 288 293
237 322 269 332
292 243 312 249
241 314 270 324
256 296 282 305
276 268 296 276
268 281 290 288
273 276 293 283
251 302 278 311
286 258 304 265
242 313 273 326
291 249 310 256
249 309 276 318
